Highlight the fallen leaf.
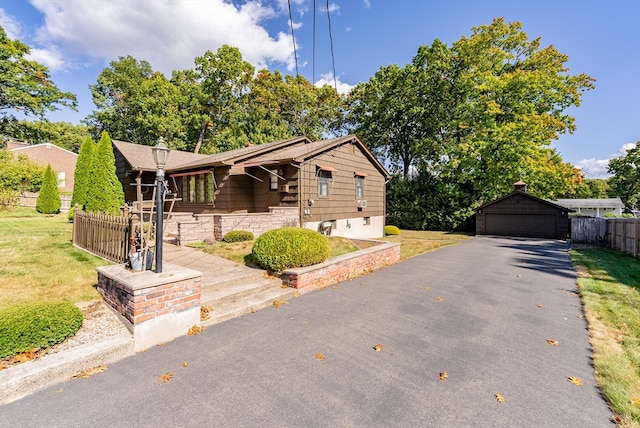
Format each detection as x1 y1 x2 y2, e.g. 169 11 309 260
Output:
568 376 583 386
435 297 444 302
517 274 522 278
576 314 583 318
273 300 289 308
315 353 325 360
157 343 166 347
332 286 339 290
425 287 431 291
158 372 176 383
56 389 63 393
187 325 202 335
495 393 505 403
439 372 448 381
200 305 212 321
373 344 383 352
547 339 559 346
630 397 640 407
182 361 189 368
71 365 107 379
537 304 544 308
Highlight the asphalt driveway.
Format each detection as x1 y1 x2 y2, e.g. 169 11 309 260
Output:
0 236 613 427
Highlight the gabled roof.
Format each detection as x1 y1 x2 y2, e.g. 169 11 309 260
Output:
554 198 624 209
477 190 574 213
112 135 390 179
112 140 209 172
247 135 390 178
10 142 78 157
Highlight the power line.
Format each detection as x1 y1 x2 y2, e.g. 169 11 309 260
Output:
287 0 300 80
325 0 338 92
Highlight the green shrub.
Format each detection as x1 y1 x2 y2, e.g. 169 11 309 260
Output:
0 301 83 359
385 225 401 235
251 227 330 273
223 230 254 243
36 164 61 214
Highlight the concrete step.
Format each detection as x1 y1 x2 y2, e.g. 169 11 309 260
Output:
199 266 268 289
201 274 283 306
201 284 298 327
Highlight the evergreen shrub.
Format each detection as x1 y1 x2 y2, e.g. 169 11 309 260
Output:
222 230 254 243
36 164 61 214
384 225 401 235
0 301 83 359
251 227 330 273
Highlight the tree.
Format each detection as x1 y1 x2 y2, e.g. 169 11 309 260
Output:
0 26 77 129
36 164 61 214
84 131 124 214
69 136 96 213
0 150 46 208
608 141 640 213
349 18 592 229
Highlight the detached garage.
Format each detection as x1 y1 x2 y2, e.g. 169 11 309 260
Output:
476 182 572 239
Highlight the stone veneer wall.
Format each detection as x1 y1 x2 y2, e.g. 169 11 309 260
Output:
213 207 299 241
281 241 400 293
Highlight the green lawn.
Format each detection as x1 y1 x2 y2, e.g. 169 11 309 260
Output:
0 208 108 310
570 248 640 427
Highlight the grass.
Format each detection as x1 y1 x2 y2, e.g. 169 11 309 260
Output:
0 208 108 310
194 229 471 265
570 248 640 427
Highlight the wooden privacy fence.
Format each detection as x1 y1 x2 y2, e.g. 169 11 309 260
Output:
72 210 131 263
572 217 640 259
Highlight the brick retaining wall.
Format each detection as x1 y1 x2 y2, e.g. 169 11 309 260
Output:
281 241 400 293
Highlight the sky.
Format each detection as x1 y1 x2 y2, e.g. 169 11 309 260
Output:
1 0 638 178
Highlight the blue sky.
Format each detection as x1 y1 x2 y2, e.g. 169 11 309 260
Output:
1 0 638 177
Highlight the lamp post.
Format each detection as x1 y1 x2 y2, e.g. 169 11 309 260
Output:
151 137 170 273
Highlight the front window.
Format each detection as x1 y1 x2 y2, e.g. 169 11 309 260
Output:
180 173 214 203
355 175 365 198
318 170 331 197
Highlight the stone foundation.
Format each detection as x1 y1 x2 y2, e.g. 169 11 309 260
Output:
280 241 400 293
96 263 202 351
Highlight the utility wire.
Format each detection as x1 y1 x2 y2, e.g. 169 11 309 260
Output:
312 0 316 84
287 0 300 81
326 0 338 92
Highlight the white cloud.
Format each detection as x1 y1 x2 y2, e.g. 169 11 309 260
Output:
27 47 65 71
0 9 21 39
320 3 341 14
28 0 298 74
577 143 637 179
363 0 372 8
315 72 353 94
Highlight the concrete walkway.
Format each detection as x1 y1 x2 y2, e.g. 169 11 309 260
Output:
0 237 613 426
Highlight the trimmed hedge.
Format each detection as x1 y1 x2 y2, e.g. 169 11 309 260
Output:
384 225 401 235
252 227 330 273
0 301 83 359
222 230 254 243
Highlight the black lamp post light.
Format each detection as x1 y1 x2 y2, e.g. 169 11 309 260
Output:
151 137 170 273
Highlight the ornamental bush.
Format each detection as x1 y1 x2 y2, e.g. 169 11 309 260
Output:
384 225 401 235
251 227 330 273
36 164 61 214
222 230 254 243
0 301 83 359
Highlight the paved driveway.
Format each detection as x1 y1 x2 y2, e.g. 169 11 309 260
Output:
0 237 613 427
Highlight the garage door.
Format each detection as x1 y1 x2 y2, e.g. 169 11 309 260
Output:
485 214 557 238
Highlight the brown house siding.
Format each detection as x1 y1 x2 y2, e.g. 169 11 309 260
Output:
10 143 78 193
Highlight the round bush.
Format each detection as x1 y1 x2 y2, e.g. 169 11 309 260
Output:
385 225 401 235
251 227 330 273
0 301 83 359
222 230 255 243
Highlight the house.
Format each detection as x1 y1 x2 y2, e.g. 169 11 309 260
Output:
554 198 624 217
7 139 77 193
112 135 390 243
476 181 572 239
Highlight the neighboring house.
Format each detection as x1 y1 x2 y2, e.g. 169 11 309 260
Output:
112 135 390 242
476 181 573 239
7 139 77 193
554 198 624 217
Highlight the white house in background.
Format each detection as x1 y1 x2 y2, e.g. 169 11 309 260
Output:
554 198 625 217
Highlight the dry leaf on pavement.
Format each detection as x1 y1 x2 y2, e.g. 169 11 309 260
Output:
439 372 448 381
315 353 325 360
158 372 176 383
373 344 383 352
494 393 505 403
567 376 583 386
547 339 559 346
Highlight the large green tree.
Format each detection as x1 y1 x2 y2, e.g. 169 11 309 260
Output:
0 150 46 208
0 26 77 129
349 18 593 229
84 131 124 214
608 141 640 213
69 135 96 213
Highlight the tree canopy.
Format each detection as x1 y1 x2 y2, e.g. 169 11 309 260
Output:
0 26 77 131
608 141 640 213
349 18 594 229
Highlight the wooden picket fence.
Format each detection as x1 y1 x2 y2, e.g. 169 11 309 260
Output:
572 217 640 259
72 210 132 263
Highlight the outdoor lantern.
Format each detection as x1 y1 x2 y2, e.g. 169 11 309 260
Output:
152 137 170 169
152 137 170 273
